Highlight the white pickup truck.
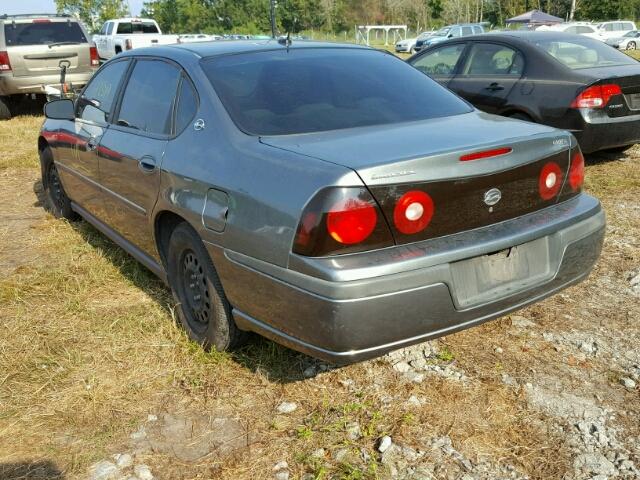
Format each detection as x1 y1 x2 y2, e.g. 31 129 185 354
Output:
94 18 179 60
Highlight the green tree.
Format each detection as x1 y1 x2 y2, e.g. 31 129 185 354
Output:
55 0 129 31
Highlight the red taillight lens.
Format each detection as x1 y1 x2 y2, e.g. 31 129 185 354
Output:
0 51 11 72
571 84 622 109
89 46 99 66
569 150 585 191
293 187 394 256
393 190 434 235
460 147 512 162
326 198 377 245
539 161 563 200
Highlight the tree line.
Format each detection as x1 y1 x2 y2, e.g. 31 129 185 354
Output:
56 0 640 34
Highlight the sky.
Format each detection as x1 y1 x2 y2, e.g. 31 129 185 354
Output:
2 0 145 16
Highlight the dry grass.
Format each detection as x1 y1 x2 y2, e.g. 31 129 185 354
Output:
1 111 639 478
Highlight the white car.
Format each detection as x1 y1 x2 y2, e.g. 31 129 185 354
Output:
179 34 219 43
94 18 180 60
537 22 600 40
594 20 637 40
606 30 640 50
395 37 417 53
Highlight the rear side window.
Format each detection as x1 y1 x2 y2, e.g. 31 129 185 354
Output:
463 43 524 76
106 22 114 35
116 59 180 134
202 48 472 136
536 37 638 69
116 22 159 34
175 77 198 134
462 26 473 35
3 21 87 46
77 60 129 123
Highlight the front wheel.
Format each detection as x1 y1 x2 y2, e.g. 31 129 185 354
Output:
41 147 77 220
627 41 636 50
167 222 245 351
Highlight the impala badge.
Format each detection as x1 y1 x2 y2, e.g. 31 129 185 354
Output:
484 188 502 207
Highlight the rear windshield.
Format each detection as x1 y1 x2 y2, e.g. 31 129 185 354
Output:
202 48 472 136
4 21 87 46
116 22 159 34
534 37 638 69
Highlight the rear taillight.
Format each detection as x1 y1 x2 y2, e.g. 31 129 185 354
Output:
293 187 394 256
571 84 622 109
393 190 434 234
539 161 563 200
89 45 99 67
0 51 11 72
125 39 133 50
568 149 585 192
460 147 512 162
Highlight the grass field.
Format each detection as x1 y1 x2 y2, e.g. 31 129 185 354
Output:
1 67 640 479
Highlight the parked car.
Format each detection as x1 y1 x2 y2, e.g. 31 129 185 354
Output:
537 22 600 40
179 34 213 43
395 36 419 53
94 18 179 60
606 30 640 50
594 20 637 40
414 24 484 52
0 13 98 119
39 41 604 363
408 32 640 153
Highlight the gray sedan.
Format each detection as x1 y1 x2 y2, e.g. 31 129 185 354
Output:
39 41 605 363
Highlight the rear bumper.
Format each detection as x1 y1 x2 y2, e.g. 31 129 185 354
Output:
209 194 605 364
0 71 95 96
571 109 640 153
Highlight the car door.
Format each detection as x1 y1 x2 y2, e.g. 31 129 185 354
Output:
409 42 467 87
447 42 524 114
98 57 182 255
55 59 130 220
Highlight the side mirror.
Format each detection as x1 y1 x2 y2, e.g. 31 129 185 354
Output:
448 33 454 38
44 99 75 120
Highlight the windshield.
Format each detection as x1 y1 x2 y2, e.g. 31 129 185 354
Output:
116 22 159 34
535 37 638 69
4 21 87 46
433 27 451 37
202 48 472 136
624 30 638 37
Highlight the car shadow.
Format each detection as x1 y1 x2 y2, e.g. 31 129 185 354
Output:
585 148 633 165
0 460 65 479
32 179 324 384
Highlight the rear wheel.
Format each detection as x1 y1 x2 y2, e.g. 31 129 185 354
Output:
167 222 245 351
0 97 11 120
627 41 637 50
41 146 77 220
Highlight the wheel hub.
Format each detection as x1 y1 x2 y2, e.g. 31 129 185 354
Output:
181 250 211 326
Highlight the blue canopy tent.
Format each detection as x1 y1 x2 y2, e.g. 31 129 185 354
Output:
506 10 564 25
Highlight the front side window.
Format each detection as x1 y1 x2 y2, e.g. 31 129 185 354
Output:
450 27 462 37
77 60 129 123
565 26 578 34
411 43 466 76
116 59 180 134
535 37 638 69
202 48 472 136
463 43 524 76
3 21 87 46
462 26 473 36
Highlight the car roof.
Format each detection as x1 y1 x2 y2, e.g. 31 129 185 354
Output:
461 31 597 43
126 39 372 59
0 13 77 23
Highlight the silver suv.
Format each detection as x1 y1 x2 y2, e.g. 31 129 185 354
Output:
0 13 98 119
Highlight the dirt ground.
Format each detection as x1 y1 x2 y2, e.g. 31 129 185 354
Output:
0 113 638 480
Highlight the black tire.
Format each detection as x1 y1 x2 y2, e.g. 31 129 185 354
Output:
167 222 245 351
604 144 634 153
508 112 534 123
41 147 77 220
0 97 11 120
627 41 636 50
115 46 122 55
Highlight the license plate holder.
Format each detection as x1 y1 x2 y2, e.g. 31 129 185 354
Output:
626 92 640 110
450 237 552 309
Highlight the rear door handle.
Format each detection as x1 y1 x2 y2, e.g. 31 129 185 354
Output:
138 155 157 173
485 82 505 91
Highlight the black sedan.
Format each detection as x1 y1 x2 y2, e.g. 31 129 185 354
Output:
408 32 640 153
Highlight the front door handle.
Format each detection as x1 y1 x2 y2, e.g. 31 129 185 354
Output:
485 82 505 91
138 155 157 173
87 137 98 151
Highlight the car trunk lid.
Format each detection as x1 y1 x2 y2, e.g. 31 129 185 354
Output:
576 65 640 115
